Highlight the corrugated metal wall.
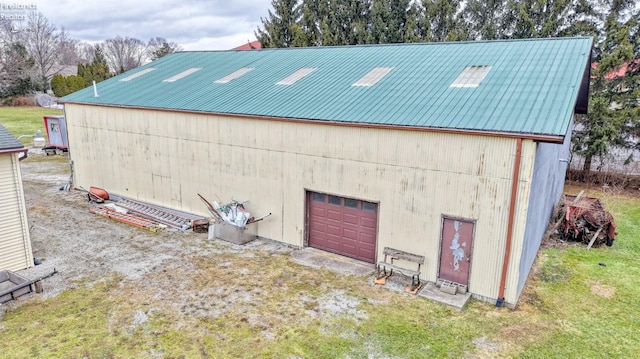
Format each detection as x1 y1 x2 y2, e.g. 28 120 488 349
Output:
503 140 536 305
517 119 573 296
0 154 33 271
65 104 537 303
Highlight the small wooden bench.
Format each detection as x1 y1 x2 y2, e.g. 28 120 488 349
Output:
376 247 425 293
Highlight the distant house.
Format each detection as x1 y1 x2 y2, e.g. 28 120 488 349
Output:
232 41 262 50
47 65 78 78
0 124 33 271
60 37 592 307
591 59 640 80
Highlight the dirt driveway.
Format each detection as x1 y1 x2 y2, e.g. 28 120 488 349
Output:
4 152 379 331
13 152 295 298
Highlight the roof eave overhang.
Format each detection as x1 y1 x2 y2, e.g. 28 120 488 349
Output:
0 147 26 155
61 102 566 144
574 47 592 115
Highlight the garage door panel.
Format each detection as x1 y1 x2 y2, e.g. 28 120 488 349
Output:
310 223 325 231
327 224 342 236
360 248 375 258
308 192 378 263
360 217 376 229
359 231 376 242
343 213 358 224
343 243 357 254
343 227 358 240
310 207 326 216
326 237 342 250
327 209 342 221
358 241 375 251
310 228 325 237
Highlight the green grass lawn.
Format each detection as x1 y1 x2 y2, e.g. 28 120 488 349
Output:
0 106 63 145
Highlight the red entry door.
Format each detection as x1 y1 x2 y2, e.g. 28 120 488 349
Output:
439 218 474 286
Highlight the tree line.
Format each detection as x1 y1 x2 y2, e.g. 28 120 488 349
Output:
0 12 182 100
256 0 640 175
256 0 604 47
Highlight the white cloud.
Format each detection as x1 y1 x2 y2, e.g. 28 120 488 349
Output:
24 0 271 50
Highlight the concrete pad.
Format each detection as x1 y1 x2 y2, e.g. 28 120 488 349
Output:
290 248 375 277
417 281 471 310
291 249 470 309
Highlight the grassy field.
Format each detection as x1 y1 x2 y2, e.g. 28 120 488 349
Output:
0 106 63 145
1 107 639 357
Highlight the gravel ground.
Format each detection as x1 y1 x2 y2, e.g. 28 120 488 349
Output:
3 151 288 308
2 150 367 326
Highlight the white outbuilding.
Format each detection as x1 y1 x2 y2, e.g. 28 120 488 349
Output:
0 124 33 271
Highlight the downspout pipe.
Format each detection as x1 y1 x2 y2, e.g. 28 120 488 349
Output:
497 138 522 307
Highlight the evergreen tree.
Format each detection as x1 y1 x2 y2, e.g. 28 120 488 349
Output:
321 0 371 45
561 0 601 37
51 74 86 97
50 73 68 97
66 75 86 93
572 0 636 176
462 0 510 40
508 0 595 38
256 0 303 47
78 45 112 87
368 0 411 44
298 0 324 46
422 0 467 41
403 2 425 42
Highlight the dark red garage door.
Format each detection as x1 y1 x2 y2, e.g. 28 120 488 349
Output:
307 192 378 263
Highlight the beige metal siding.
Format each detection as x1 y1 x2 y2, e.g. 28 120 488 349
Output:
65 105 535 302
0 154 33 271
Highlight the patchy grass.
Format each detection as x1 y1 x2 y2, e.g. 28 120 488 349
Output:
2 184 640 357
0 106 63 144
518 185 640 358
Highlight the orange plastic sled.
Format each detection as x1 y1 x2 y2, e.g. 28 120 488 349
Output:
89 187 109 200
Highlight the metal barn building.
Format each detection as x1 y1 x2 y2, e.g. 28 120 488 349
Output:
61 37 592 307
0 124 33 271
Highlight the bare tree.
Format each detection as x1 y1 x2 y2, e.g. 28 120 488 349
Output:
0 19 39 97
23 12 61 89
57 27 80 65
103 35 146 73
0 42 37 97
0 18 23 48
146 36 182 61
77 42 98 63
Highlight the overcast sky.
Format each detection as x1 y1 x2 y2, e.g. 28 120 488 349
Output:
8 0 273 50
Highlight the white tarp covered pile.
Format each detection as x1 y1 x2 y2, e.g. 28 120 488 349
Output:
214 201 250 227
197 193 271 228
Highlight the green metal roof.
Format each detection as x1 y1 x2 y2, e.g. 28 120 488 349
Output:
61 37 593 138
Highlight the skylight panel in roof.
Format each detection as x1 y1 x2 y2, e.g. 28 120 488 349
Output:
352 67 394 87
162 68 202 82
215 67 254 83
450 66 492 88
276 67 317 85
119 68 156 81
